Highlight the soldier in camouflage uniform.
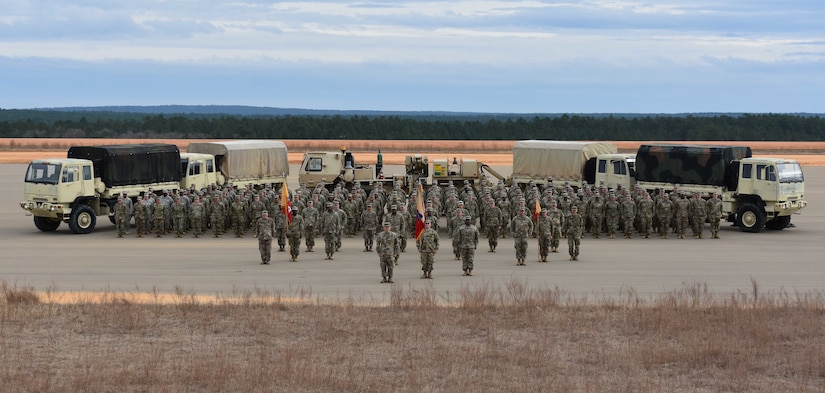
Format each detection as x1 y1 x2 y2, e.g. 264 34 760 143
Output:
287 213 303 261
416 220 439 279
637 192 655 239
690 192 707 239
273 203 288 251
114 197 129 238
254 210 276 264
511 208 534 266
343 195 358 237
385 205 406 264
485 200 502 252
621 195 636 238
547 201 564 252
302 200 319 252
706 193 723 239
360 204 379 251
133 196 148 238
211 194 225 237
604 194 620 239
320 202 340 260
172 197 188 238
656 193 674 239
450 209 465 260
589 194 603 238
674 193 691 239
376 222 400 283
189 196 205 238
563 205 584 261
458 216 479 276
153 197 166 238
536 209 553 262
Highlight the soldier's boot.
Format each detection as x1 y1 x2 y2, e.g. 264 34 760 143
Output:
463 269 468 276
387 277 394 283
381 277 387 283
573 255 578 261
468 269 472 276
421 272 427 279
492 247 496 252
394 257 399 266
698 233 703 239
427 271 433 279
278 246 285 252
663 234 668 239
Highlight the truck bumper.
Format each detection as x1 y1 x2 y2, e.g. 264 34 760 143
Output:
773 199 807 215
20 201 67 220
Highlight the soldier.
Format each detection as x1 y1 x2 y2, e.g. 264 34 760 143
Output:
674 193 691 239
485 200 502 252
273 202 288 251
638 192 655 239
375 222 400 283
458 215 479 276
153 197 166 238
133 195 148 238
416 220 439 279
621 195 636 238
563 205 584 261
386 205 406 263
450 209 465 260
657 193 674 239
511 208 534 266
536 209 553 262
254 210 276 264
343 194 358 237
114 197 129 238
172 197 187 238
320 202 340 260
332 201 346 252
360 204 379 251
706 193 724 239
589 194 604 238
211 194 225 237
690 192 707 238
302 200 319 252
189 196 205 238
249 195 266 230
287 213 303 261
604 194 620 239
547 201 564 252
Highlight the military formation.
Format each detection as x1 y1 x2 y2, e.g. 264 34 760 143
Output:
112 177 727 282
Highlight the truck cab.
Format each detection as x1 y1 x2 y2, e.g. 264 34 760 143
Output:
21 158 100 233
733 157 806 231
594 154 636 190
298 149 378 190
180 153 221 190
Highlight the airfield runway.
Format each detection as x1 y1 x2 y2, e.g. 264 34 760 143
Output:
1 163 822 301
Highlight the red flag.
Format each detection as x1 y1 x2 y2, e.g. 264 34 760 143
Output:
415 182 426 240
533 199 541 220
281 183 293 224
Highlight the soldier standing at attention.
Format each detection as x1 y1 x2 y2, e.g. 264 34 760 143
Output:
417 220 439 279
153 197 166 238
172 197 188 238
536 209 553 262
656 193 674 239
589 194 604 238
621 195 636 239
563 205 584 261
287 213 304 262
189 196 205 238
211 194 225 237
604 194 620 239
674 193 691 239
458 216 479 276
133 195 148 238
360 204 379 251
254 210 276 265
547 201 564 252
690 192 707 239
511 208 534 266
320 202 340 260
302 200 319 252
376 222 399 283
485 200 502 252
638 192 655 239
706 193 724 239
114 197 129 238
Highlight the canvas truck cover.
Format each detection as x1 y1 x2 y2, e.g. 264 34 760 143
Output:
67 144 182 187
635 144 752 187
512 140 618 183
186 140 289 179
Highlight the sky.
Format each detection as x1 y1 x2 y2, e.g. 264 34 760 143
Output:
1 0 824 113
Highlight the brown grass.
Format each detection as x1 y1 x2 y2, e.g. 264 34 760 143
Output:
2 138 825 166
2 280 824 392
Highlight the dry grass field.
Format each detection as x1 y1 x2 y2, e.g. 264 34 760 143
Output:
2 281 824 392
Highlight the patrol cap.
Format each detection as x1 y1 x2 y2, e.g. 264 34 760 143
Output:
391 204 397 209
325 202 333 208
383 221 391 227
464 216 471 221
262 210 269 215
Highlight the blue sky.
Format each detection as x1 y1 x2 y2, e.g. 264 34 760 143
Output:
1 0 823 113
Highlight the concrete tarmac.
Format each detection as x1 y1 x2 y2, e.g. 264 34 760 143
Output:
1 163 822 301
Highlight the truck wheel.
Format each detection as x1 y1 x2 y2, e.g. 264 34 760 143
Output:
736 204 765 233
766 215 791 230
69 205 96 234
33 216 61 232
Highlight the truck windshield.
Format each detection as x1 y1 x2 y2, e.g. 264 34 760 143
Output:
25 163 62 185
776 162 804 183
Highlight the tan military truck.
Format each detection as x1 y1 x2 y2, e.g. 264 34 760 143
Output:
431 157 507 188
185 140 289 189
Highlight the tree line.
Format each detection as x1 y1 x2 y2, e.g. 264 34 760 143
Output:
1 110 824 141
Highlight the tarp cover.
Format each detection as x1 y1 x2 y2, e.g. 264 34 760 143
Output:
67 144 182 187
635 144 752 186
186 140 289 179
512 140 617 182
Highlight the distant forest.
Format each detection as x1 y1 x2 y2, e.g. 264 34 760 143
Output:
1 109 824 141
